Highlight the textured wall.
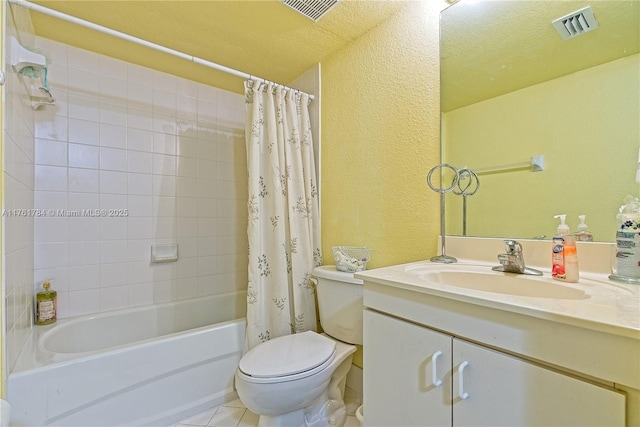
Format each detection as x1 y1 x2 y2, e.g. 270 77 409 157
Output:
321 1 445 269
444 53 640 242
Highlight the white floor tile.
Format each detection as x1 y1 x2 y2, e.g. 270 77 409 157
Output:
176 407 216 426
177 401 359 427
207 406 247 427
237 409 260 427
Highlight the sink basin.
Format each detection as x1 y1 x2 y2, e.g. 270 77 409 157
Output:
419 270 589 300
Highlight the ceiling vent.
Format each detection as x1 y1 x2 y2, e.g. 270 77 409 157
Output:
281 0 340 22
552 6 599 40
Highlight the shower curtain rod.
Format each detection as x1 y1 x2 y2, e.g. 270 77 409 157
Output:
9 0 315 100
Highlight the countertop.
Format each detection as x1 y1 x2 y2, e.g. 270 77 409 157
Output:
356 259 640 340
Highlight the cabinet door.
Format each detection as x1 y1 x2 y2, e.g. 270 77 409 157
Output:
364 310 452 427
452 338 625 427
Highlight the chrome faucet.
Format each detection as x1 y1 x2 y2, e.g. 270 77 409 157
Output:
492 240 542 276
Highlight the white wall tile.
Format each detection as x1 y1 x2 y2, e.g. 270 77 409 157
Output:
69 168 99 193
99 217 128 240
128 83 153 108
99 263 128 287
128 282 154 307
127 128 154 152
68 47 100 74
100 147 127 171
127 217 154 239
127 150 153 174
128 63 153 87
68 265 100 291
99 286 128 311
35 242 69 269
69 118 100 145
100 123 127 149
128 108 153 131
153 132 177 155
69 143 99 168
67 289 100 317
127 239 152 262
30 38 250 321
128 172 153 195
35 191 68 211
67 218 100 245
100 75 127 99
35 139 67 166
100 170 128 194
68 192 99 211
35 217 68 243
100 240 128 264
68 241 99 265
35 165 67 191
100 101 128 126
152 153 177 176
68 93 100 121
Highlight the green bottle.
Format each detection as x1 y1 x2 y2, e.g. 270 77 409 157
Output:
36 279 57 325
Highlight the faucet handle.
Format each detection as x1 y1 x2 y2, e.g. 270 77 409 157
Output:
504 240 522 255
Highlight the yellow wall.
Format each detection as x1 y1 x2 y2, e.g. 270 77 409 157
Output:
321 1 444 270
444 53 640 242
321 1 445 368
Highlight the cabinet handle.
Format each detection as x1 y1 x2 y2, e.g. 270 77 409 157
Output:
458 361 470 400
431 351 443 387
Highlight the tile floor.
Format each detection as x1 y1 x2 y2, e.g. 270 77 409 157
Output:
175 391 362 427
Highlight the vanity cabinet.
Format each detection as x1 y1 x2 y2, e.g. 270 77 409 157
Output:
364 309 626 426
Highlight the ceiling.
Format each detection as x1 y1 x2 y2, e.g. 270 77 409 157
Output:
441 0 640 111
24 0 408 94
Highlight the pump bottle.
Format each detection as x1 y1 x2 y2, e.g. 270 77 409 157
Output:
575 215 594 242
552 214 579 282
36 278 57 325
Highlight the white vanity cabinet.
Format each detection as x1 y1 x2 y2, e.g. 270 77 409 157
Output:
357 243 640 426
364 307 626 427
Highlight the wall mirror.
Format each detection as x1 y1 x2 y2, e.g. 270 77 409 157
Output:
440 0 640 243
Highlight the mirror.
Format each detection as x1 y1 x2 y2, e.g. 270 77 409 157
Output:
441 0 640 242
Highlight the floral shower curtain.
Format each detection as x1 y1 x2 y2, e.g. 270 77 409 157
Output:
244 80 322 350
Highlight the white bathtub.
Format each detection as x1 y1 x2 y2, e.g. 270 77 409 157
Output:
7 291 247 427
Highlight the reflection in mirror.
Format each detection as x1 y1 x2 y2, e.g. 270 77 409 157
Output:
441 1 640 242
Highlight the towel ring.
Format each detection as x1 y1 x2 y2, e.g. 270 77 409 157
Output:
427 163 459 194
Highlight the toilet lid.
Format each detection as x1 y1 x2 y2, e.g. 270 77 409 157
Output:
239 331 336 378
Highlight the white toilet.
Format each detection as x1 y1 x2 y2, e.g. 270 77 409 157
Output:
235 265 364 427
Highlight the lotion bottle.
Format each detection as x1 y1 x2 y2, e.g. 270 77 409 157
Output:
35 278 57 325
575 215 594 242
552 215 579 283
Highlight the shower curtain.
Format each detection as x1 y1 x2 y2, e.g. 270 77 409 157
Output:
244 80 322 349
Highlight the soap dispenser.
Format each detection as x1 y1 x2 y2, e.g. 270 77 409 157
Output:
35 278 57 325
576 215 594 242
552 214 579 282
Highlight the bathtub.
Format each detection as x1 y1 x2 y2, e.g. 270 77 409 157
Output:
7 291 247 427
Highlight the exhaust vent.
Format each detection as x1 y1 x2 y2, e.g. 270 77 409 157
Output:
552 6 599 40
281 0 340 22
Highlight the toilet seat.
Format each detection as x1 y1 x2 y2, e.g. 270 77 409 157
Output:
238 331 336 384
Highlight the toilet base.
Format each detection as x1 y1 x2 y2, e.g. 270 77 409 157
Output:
257 389 348 427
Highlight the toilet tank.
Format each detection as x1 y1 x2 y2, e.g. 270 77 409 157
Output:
313 265 364 345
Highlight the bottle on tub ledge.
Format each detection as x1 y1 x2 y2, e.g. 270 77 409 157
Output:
551 214 579 283
35 278 57 325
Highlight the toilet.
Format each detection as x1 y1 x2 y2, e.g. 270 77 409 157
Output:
235 265 364 427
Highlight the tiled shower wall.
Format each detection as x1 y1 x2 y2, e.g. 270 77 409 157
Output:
5 10 319 372
31 37 249 319
4 4 37 372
